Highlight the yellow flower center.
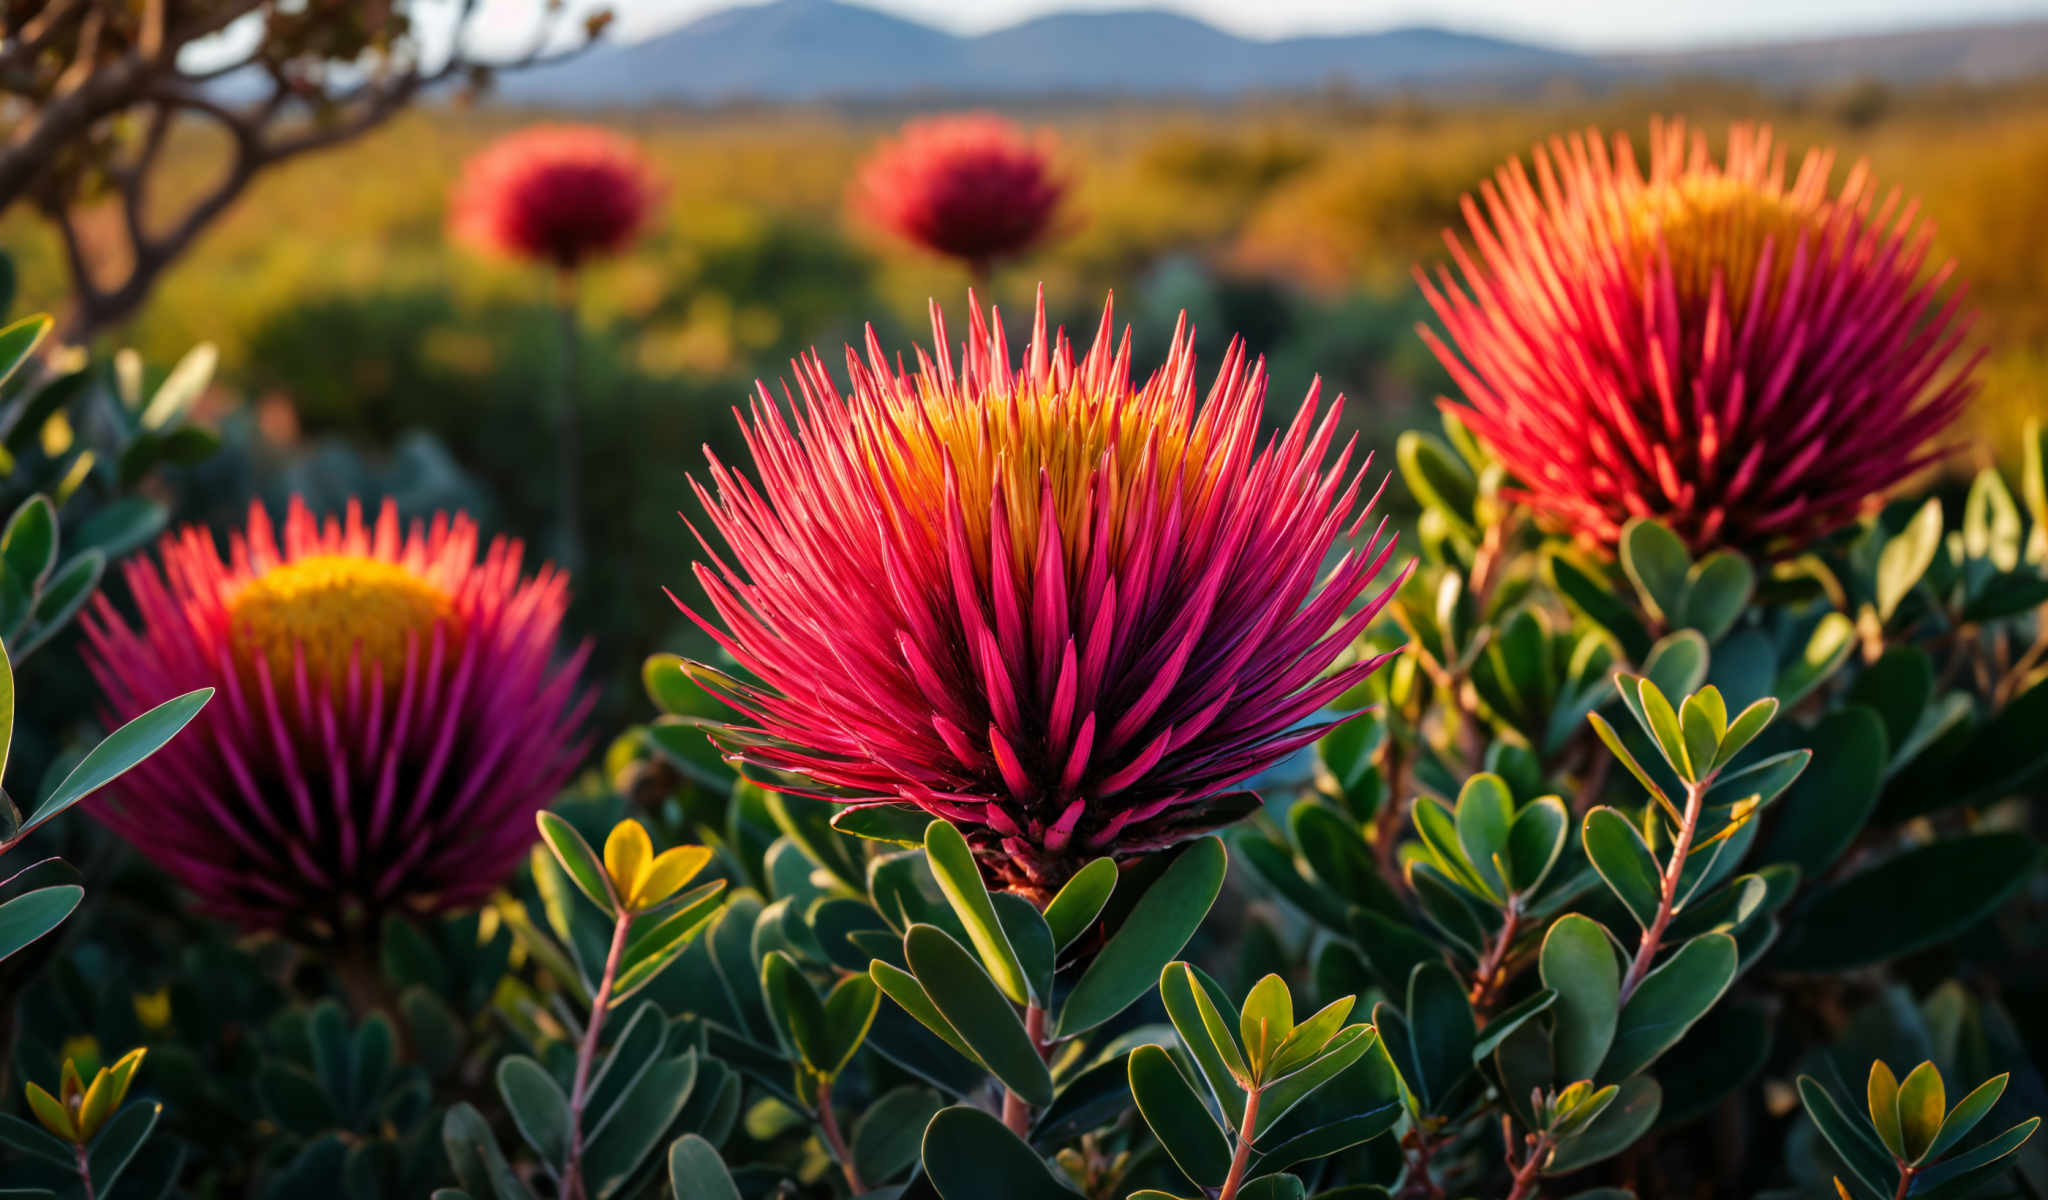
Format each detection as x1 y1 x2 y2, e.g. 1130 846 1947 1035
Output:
228 555 456 687
863 378 1215 574
1617 175 1830 316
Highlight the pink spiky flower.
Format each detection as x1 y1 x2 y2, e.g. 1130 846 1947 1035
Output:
81 499 593 941
450 123 660 271
852 114 1068 277
1419 120 1979 555
680 291 1408 897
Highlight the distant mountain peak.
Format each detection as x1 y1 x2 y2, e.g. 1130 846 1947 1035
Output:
497 1 2048 105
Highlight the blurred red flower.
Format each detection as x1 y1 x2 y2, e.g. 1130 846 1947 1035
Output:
1419 120 1980 555
852 113 1068 273
82 499 592 940
450 123 660 270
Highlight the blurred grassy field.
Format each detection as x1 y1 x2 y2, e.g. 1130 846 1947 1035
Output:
9 78 2047 709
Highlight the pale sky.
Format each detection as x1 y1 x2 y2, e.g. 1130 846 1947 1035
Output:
552 0 2048 52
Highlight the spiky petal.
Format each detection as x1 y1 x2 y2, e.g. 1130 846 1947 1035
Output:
681 290 1407 896
852 114 1067 272
81 499 593 940
1419 120 1979 555
450 123 660 270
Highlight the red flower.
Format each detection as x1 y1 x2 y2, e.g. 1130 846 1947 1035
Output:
1419 121 1979 555
680 291 1407 896
853 114 1068 272
450 123 660 270
81 499 593 940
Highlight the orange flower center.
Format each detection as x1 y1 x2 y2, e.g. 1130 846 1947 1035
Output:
228 555 455 687
1617 175 1829 316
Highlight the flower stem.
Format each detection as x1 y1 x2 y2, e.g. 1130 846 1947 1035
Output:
551 268 585 577
1468 899 1523 1016
1892 1165 1917 1200
75 1141 95 1200
563 906 632 1200
1502 1131 1554 1200
816 1078 865 1193
1620 777 1709 1003
1002 1004 1049 1136
1217 1086 1263 1200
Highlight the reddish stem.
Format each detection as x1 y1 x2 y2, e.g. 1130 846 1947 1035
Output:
1217 1086 1263 1200
1002 1004 1049 1137
1619 776 1709 1003
1469 900 1523 1016
816 1078 865 1193
563 906 632 1200
1503 1132 1555 1200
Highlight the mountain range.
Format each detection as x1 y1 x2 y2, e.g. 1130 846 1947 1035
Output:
494 0 2048 106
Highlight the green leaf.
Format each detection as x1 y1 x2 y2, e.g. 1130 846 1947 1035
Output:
443 1103 538 1200
1240 974 1295 1076
1634 676 1693 780
1236 1174 1306 1200
1 495 55 594
1773 834 2039 971
1797 1077 1900 1199
667 1134 740 1200
1641 631 1710 704
819 974 880 1078
496 1057 570 1167
1711 696 1776 773
1041 857 1116 952
19 687 211 836
904 925 1052 1108
924 820 1031 1006
852 1086 943 1185
536 811 615 917
1776 613 1857 707
1159 962 1247 1124
921 1105 1081 1199
1679 688 1725 782
1582 808 1662 930
585 1050 697 1199
1129 1044 1233 1188
762 950 828 1070
1876 499 1943 621
1453 774 1514 900
1588 712 1669 810
1678 552 1755 641
830 803 930 847
1620 519 1692 623
1055 837 1225 1039
0 885 82 963
992 892 1056 1006
1547 552 1652 662
0 315 50 388
83 1101 160 1197
1403 962 1476 1109
1964 467 2024 569
612 881 725 1000
1912 1117 2040 1198
870 961 978 1064
1397 431 1478 533
1255 1025 1377 1136
1867 1060 1905 1159
1541 914 1620 1083
140 342 217 430
1925 1073 2007 1163
1603 933 1737 1079
1894 1061 1945 1163
1544 1076 1660 1174
1505 796 1569 895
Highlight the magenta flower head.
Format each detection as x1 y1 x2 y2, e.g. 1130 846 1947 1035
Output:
852 113 1068 275
680 291 1408 897
1418 120 1979 555
80 499 593 941
450 123 661 271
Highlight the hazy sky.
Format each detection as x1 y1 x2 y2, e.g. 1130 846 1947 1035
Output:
561 0 2048 51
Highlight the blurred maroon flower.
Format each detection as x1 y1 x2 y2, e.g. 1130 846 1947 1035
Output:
450 123 660 271
680 290 1406 897
853 113 1068 275
1419 120 1980 555
82 499 592 941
